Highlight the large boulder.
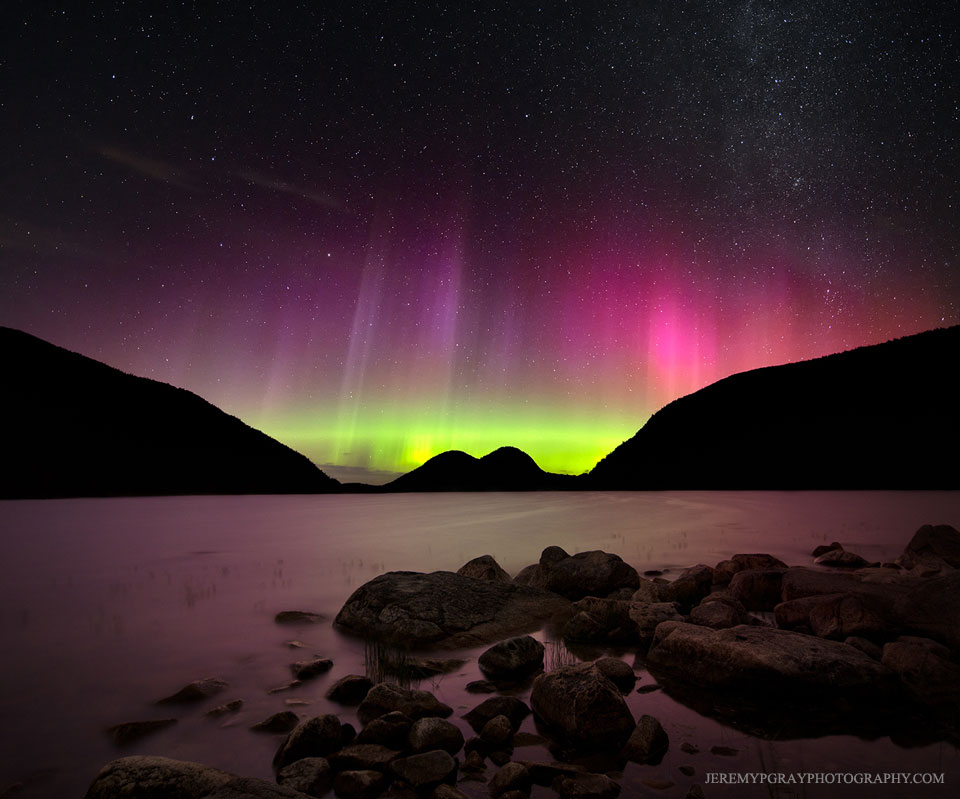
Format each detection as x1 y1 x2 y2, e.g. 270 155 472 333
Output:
457 554 512 582
773 594 846 632
621 715 669 764
530 662 635 750
273 715 347 770
357 683 452 726
882 641 960 721
714 554 787 584
627 602 684 645
808 595 890 640
892 571 960 650
562 597 637 645
540 550 640 600
407 717 464 755
334 571 568 648
728 568 786 611
647 622 899 704
276 757 332 796
85 756 304 799
478 635 545 680
656 565 713 610
901 524 960 569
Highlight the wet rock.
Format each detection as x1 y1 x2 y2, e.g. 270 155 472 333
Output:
657 565 713 610
628 602 683 645
631 578 661 603
647 622 899 703
462 749 486 771
690 600 746 629
357 711 413 749
551 772 621 799
892 570 960 650
273 714 347 769
291 658 334 680
882 640 960 714
565 597 638 645
327 675 374 705
512 563 546 589
845 636 883 660
252 711 300 733
156 677 228 704
715 554 787 584
529 662 635 750
808 595 889 639
489 762 531 796
106 718 177 746
680 742 699 754
457 555 511 583
408 717 465 755
463 696 530 733
478 635 545 680
815 549 869 568
636 683 661 694
542 550 641 601
480 715 514 747
488 749 512 766
432 785 468 799
728 568 787 612
390 749 458 789
268 680 303 694
773 594 845 632
335 571 569 648
205 699 243 717
277 757 332 796
812 542 844 558
622 714 669 764
901 524 960 568
85 756 302 799
328 744 401 772
357 683 453 726
333 769 388 799
465 680 497 694
541 546 571 566
593 657 636 693
896 635 951 659
275 610 326 625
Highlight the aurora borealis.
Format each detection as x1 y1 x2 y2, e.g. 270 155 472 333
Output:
1 2 957 481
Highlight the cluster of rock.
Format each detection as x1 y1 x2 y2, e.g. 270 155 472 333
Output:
85 524 960 798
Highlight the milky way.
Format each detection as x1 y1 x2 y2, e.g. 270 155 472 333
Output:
1 2 957 479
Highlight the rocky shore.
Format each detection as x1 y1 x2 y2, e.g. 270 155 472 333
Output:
85 524 960 798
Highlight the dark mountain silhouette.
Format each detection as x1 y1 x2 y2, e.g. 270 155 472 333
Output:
589 325 960 489
381 446 582 492
1 327 339 498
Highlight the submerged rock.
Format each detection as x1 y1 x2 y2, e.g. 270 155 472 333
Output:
326 674 373 705
273 714 347 770
290 658 333 680
155 677 228 705
357 683 453 726
815 549 870 568
105 718 177 746
205 699 243 717
463 696 531 733
275 610 326 625
252 711 300 733
541 550 641 600
478 635 545 680
85 756 303 799
334 570 569 648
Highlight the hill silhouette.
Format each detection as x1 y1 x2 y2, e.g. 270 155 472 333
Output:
589 326 960 489
382 446 581 492
1 327 339 498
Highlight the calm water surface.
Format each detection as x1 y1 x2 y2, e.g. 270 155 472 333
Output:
1 491 959 798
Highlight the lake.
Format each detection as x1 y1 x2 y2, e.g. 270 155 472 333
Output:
1 491 959 798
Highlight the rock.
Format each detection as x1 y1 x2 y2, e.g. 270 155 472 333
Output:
845 636 883 660
690 600 746 629
648 622 898 704
902 524 960 568
529 662 635 750
641 780 674 790
268 680 303 694
893 570 960 650
773 593 846 631
728 568 786 612
628 602 684 645
593 657 636 692
274 714 347 769
457 555 511 582
815 549 869 568
636 683 661 694
808 595 889 639
680 742 699 754
812 542 844 558
465 680 497 693
711 746 738 756
275 610 326 625
622 714 669 764
327 675 374 705
357 683 453 726
333 769 388 799
781 567 910 608
896 635 951 659
563 612 609 644
462 749 486 771
205 699 244 717
408 717 465 755
357 711 413 749
480 715 514 747
512 563 546 588
489 762 531 796
679 766 695 776
478 635 545 680
686 787 705 799
390 750 457 789
552 772 621 799
291 658 334 680
631 579 661 603
882 640 960 714
463 696 530 733
85 756 303 799
328 744 401 772
566 597 638 644
489 749 512 766
277 757 332 797
656 565 713 610
542 550 641 600
335 571 569 648
432 785 468 799
252 712 301 733
541 546 571 566
156 677 228 704
715 554 787 583
106 718 177 746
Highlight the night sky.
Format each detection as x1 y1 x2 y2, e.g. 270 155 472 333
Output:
1 1 957 481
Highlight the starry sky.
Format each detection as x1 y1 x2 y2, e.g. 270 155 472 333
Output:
1 1 957 482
